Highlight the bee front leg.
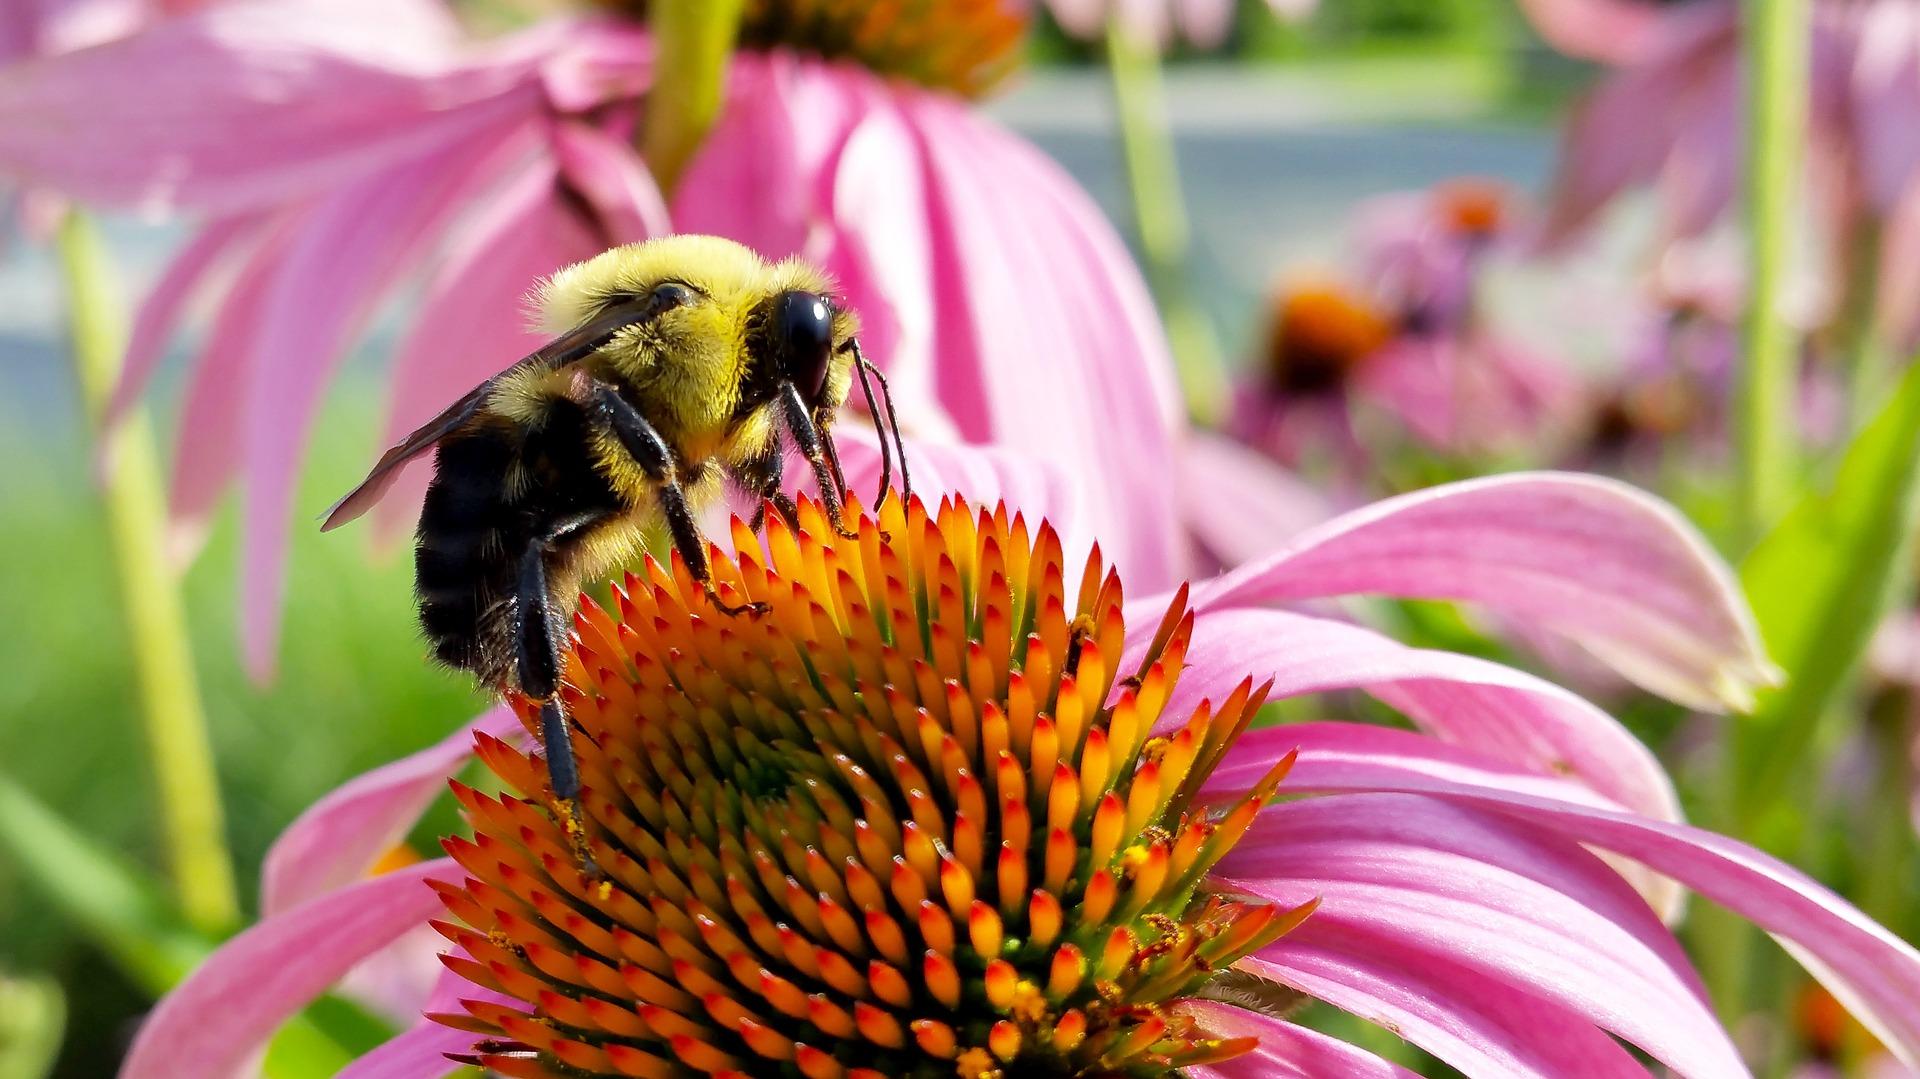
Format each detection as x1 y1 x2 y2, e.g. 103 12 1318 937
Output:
512 540 598 877
777 383 859 540
736 444 801 532
586 380 768 617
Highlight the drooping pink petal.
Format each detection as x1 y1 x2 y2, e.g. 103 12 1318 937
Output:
1167 606 1680 825
1515 0 1663 64
1215 796 1743 1075
1538 8 1737 246
332 1020 466 1079
672 50 834 261
1244 932 1657 1078
822 97 948 435
1217 730 1920 1064
1191 472 1777 713
261 707 518 916
167 219 293 559
237 137 511 680
549 117 669 243
336 961 519 1079
1178 1002 1421 1079
0 0 537 213
1847 1 1920 214
911 92 1187 588
120 858 459 1079
366 153 604 546
1178 432 1332 571
104 212 262 435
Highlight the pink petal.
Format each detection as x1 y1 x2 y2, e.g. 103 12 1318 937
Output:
0 0 539 213
1168 606 1680 826
367 153 603 545
262 707 518 916
1847 2 1920 213
1214 796 1742 1075
1244 934 1656 1078
911 93 1188 589
823 98 947 434
672 50 833 259
338 958 526 1077
1515 0 1663 64
1178 1002 1421 1079
167 219 293 558
237 137 510 680
549 116 668 242
104 213 261 436
120 858 458 1079
1537 9 1738 245
1223 729 1920 1064
1178 432 1332 572
333 1020 466 1079
1191 472 1777 713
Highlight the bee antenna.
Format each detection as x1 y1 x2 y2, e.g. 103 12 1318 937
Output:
851 342 910 507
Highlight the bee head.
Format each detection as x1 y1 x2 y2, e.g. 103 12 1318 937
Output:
773 290 837 407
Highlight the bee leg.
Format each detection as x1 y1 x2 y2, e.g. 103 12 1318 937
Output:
737 446 802 532
777 383 859 540
586 380 768 617
512 541 599 877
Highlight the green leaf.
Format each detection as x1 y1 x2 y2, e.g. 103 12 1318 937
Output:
1736 361 1920 822
0 773 207 993
0 973 63 1079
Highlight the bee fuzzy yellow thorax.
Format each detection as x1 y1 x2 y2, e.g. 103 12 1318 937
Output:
532 236 845 461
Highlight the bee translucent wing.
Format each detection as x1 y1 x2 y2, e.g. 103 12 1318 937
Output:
319 384 494 531
319 297 670 532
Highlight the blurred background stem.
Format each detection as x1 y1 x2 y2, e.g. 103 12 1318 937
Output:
1732 0 1809 548
643 0 745 196
1104 17 1228 425
55 211 238 936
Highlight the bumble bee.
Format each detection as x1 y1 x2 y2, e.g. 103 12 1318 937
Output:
323 235 909 855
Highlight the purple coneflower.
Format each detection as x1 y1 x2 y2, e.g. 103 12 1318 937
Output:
116 457 1920 1078
1529 0 1920 348
1230 182 1582 486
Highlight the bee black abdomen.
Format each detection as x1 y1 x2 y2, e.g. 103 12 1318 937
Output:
415 428 521 686
413 403 625 691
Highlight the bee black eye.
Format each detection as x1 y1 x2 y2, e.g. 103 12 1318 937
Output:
775 290 836 403
650 281 696 311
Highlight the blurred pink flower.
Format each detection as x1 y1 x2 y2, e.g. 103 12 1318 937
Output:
1577 245 1844 471
115 462 1853 1079
1532 0 1920 347
0 0 1277 678
1230 181 1583 482
1042 0 1317 48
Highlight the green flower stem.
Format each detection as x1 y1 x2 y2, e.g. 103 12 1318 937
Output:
1857 689 1916 928
1732 0 1810 546
1836 208 1893 426
643 0 745 196
55 212 238 936
1103 17 1228 425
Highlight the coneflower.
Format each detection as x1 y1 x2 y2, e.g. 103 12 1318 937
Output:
124 471 1920 1079
431 495 1310 1077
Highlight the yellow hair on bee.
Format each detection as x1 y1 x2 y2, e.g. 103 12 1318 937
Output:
526 236 852 469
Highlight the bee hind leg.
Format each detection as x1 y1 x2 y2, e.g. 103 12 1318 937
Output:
586 380 768 617
512 540 601 877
